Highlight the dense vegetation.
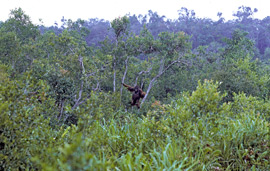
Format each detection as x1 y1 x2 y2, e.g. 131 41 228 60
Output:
0 7 269 170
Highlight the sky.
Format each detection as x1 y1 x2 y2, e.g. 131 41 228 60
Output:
0 0 269 26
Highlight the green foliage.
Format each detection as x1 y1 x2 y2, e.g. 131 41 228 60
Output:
111 16 130 39
168 80 228 123
0 8 40 73
1 8 39 43
1 64 269 170
222 29 254 61
28 80 268 170
185 80 226 116
0 65 61 170
74 91 122 125
213 56 269 101
264 47 270 60
0 31 20 68
1 8 270 171
209 30 270 101
166 80 269 170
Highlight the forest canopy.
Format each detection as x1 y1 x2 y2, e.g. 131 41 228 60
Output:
0 7 269 170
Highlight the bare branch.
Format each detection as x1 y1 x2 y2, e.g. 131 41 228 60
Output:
58 100 65 120
113 56 116 92
69 47 99 110
94 82 100 91
120 56 130 100
72 79 84 110
72 81 100 110
134 67 152 86
79 55 85 74
140 55 187 107
86 71 96 77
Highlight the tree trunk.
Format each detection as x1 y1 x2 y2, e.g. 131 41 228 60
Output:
140 58 184 108
120 56 129 99
140 76 157 105
113 56 116 92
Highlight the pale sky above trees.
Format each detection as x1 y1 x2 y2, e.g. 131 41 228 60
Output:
0 0 269 26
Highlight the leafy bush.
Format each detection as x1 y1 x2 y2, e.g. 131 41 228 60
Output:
11 79 266 170
0 66 63 170
1 8 270 171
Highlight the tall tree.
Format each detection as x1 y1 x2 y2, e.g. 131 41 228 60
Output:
140 31 191 106
110 16 130 92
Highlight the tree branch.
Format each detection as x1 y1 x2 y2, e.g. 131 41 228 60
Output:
72 82 100 110
134 67 152 86
140 56 187 107
86 71 96 77
120 56 130 100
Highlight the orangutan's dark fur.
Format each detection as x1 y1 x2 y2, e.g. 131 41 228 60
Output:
122 83 146 109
